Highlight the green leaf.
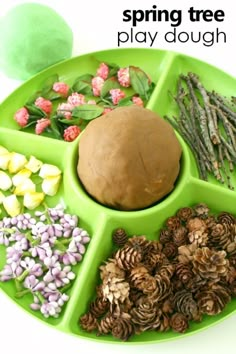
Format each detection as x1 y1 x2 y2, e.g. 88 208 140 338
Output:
41 90 62 101
129 66 150 100
41 74 59 94
117 96 133 107
73 74 93 82
100 77 120 98
59 118 83 126
72 80 92 95
72 104 103 120
50 117 63 139
25 104 46 117
106 62 120 77
26 91 42 104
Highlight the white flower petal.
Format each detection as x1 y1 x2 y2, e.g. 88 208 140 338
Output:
3 195 21 217
0 171 12 191
39 164 61 178
8 153 27 174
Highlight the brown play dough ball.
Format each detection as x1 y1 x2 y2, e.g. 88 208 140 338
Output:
77 106 182 211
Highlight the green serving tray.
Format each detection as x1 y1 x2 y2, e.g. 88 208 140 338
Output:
0 48 236 344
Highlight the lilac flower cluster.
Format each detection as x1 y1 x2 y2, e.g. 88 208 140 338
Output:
0 204 90 318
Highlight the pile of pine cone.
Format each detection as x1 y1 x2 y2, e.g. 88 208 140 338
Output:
79 203 236 341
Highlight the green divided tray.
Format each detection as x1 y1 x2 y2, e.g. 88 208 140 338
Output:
0 48 236 343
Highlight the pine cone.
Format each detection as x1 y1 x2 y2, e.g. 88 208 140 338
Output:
176 207 194 222
129 288 144 305
205 215 217 229
149 274 172 303
126 235 150 253
112 228 128 247
174 289 199 321
102 277 130 306
158 313 170 332
166 216 181 231
229 255 236 267
100 259 125 281
158 263 176 279
187 217 206 232
115 246 142 270
130 302 161 331
196 283 231 315
172 226 188 247
79 312 98 332
185 274 207 293
193 203 210 218
188 229 208 247
112 313 134 341
175 262 194 285
208 223 232 250
170 312 189 333
178 243 197 263
162 242 178 259
193 247 229 280
226 241 236 256
229 280 236 297
161 298 174 314
89 297 109 318
225 265 236 284
129 266 149 287
143 252 165 273
159 229 172 244
96 284 104 298
217 211 236 226
97 312 114 334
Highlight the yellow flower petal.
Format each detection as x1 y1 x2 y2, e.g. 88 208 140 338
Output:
39 164 61 178
14 178 36 196
23 192 45 210
41 175 61 196
25 155 43 173
8 152 28 174
12 168 32 186
0 153 12 170
0 171 13 191
3 195 21 217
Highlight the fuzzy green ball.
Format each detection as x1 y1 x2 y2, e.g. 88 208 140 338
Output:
0 3 73 80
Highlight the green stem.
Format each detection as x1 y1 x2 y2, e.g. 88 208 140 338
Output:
60 238 71 246
35 291 45 304
42 202 53 224
14 278 23 292
54 240 67 252
15 288 31 298
17 269 29 283
0 228 15 234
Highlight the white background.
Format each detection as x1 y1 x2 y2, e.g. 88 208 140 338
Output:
0 1 235 353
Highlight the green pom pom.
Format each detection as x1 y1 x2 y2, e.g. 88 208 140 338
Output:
0 3 73 80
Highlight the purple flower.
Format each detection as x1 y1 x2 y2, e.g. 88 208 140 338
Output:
24 275 45 292
60 251 82 265
0 232 10 246
0 262 23 281
9 230 25 242
40 290 69 318
20 257 43 277
44 265 75 288
30 242 53 260
6 245 23 264
40 301 61 318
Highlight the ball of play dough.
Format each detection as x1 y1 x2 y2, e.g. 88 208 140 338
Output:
0 3 73 80
77 106 182 211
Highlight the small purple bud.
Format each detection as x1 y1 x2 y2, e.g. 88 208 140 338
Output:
78 244 86 254
63 230 71 238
